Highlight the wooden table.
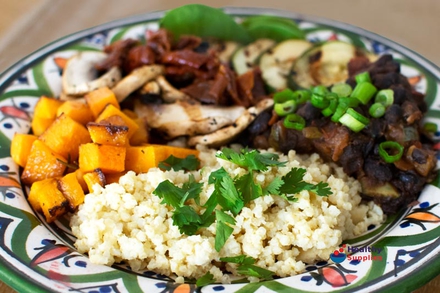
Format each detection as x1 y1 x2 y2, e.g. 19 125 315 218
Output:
0 0 438 292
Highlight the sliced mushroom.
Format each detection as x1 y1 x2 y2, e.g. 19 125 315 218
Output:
140 80 161 95
188 98 274 147
156 75 191 103
112 65 164 102
62 51 122 96
134 100 246 138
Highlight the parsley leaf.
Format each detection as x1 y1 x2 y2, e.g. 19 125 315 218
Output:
220 255 275 281
218 175 243 215
216 147 286 171
236 264 274 280
215 210 235 252
220 254 255 265
279 167 331 197
262 176 284 196
152 180 185 208
158 154 199 171
209 168 244 216
172 205 202 235
196 272 215 287
234 172 263 204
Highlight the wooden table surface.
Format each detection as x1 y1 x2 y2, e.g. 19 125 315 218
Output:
0 0 438 292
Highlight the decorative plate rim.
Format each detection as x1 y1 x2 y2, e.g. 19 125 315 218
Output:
0 6 438 293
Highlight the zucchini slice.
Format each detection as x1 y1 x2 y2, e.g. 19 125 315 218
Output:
210 41 242 64
290 41 375 89
232 38 276 75
259 39 312 91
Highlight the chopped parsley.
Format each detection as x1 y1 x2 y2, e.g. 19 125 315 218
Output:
158 154 200 171
152 148 332 254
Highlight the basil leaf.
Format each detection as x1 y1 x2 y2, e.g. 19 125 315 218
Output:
160 4 252 43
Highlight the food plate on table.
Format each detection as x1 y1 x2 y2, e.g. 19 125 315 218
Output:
0 4 439 293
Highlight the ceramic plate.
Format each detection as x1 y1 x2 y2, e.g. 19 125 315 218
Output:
0 7 439 293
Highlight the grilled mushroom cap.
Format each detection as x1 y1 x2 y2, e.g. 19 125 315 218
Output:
62 51 122 96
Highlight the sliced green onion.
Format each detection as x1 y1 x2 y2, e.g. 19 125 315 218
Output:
355 71 371 84
338 97 360 108
339 108 369 132
378 141 404 163
346 108 369 125
331 103 349 123
292 90 311 104
274 100 297 116
312 85 329 96
273 88 295 103
375 89 394 107
369 102 386 118
321 98 338 117
423 122 438 133
283 113 305 130
331 83 352 97
311 94 329 109
350 81 377 105
339 114 366 132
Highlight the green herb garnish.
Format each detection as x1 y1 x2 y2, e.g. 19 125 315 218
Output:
220 255 274 280
158 154 199 171
152 149 332 253
196 272 215 287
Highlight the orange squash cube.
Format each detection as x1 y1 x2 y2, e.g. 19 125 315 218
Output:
58 172 85 211
96 104 139 139
10 133 38 167
74 169 89 192
85 87 120 118
21 140 67 185
87 116 129 146
125 145 163 174
56 100 94 125
105 171 127 184
33 96 64 120
39 113 91 160
27 180 46 212
83 169 107 193
129 117 149 146
29 178 68 223
125 145 199 174
79 143 126 173
31 115 55 136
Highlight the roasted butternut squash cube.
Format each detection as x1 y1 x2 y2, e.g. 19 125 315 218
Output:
83 169 107 193
21 140 67 185
74 169 89 192
105 171 127 184
31 115 55 136
58 172 85 211
96 104 139 139
125 145 199 174
27 180 46 212
56 100 94 125
87 116 129 146
34 96 64 120
79 143 126 173
160 145 200 159
125 145 163 174
31 178 68 223
10 133 38 167
85 87 120 118
39 113 91 160
129 117 149 146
